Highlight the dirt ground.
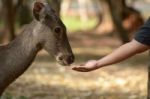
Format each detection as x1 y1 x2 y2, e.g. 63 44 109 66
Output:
2 31 149 99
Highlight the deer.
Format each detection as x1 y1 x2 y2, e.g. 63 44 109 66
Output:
0 1 74 96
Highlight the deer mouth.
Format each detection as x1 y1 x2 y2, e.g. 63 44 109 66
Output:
56 57 74 66
57 60 70 66
56 53 74 66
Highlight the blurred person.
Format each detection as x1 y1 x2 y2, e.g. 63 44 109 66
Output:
72 18 150 72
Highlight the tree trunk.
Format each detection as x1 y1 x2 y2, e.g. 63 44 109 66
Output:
2 0 16 41
105 0 129 43
62 0 71 16
78 0 88 22
91 0 103 29
48 0 61 16
122 4 144 34
17 0 32 26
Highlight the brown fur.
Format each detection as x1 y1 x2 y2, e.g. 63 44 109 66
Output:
0 1 74 96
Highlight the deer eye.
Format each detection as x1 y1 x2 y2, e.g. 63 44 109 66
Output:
54 26 62 34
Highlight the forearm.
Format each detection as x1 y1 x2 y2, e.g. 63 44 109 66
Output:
96 40 149 68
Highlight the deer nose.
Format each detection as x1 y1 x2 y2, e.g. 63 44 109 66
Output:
57 54 74 65
66 55 74 64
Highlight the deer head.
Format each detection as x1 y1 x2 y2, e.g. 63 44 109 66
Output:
32 1 74 66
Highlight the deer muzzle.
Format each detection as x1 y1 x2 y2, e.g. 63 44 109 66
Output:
56 53 74 66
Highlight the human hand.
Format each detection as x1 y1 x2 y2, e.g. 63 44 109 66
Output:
72 60 99 72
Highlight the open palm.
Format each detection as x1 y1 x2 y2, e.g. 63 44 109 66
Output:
72 60 98 72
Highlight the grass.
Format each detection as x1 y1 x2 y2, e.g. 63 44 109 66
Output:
61 16 97 32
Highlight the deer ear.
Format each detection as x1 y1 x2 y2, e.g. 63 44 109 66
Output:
33 2 44 21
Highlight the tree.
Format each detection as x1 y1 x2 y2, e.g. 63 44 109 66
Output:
78 0 88 22
121 3 144 34
48 0 61 16
2 0 16 41
95 0 143 43
105 0 130 43
1 0 28 41
17 0 32 26
91 0 103 28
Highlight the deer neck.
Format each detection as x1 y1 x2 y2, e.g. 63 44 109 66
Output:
0 20 43 95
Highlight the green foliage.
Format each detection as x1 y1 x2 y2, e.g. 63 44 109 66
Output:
62 16 97 32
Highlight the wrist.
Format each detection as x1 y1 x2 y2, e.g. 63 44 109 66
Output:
95 60 101 69
95 60 105 68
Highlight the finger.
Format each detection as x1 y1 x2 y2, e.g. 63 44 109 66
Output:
71 64 84 67
80 64 84 66
72 66 80 70
72 67 89 72
71 64 85 69
72 66 85 69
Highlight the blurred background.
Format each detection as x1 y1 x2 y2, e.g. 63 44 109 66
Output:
0 0 150 99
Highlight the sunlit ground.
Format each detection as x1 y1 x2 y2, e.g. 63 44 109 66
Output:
2 30 149 99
